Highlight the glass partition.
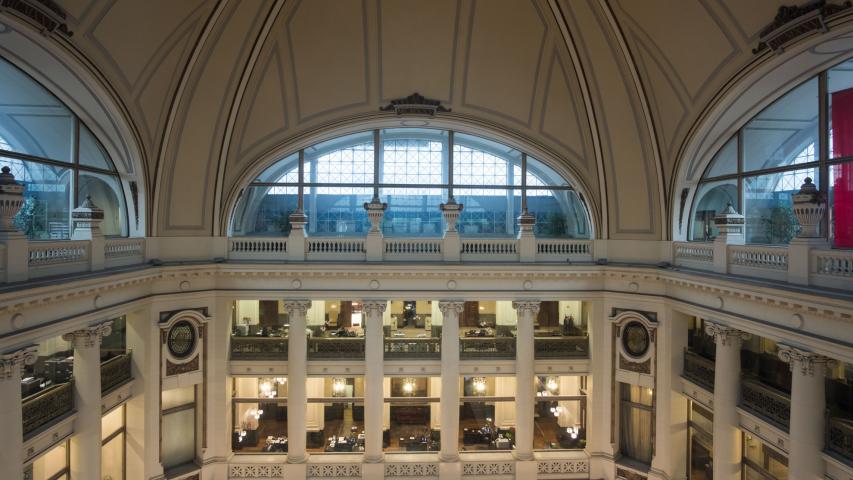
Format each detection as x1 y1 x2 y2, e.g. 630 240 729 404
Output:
459 376 516 451
384 376 440 452
232 377 289 453
534 375 586 450
307 377 365 454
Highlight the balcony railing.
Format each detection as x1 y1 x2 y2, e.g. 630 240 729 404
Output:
827 416 853 464
384 337 441 359
682 349 715 392
307 337 365 360
459 337 516 360
230 336 289 360
100 352 132 394
533 336 589 359
740 378 790 431
22 381 73 438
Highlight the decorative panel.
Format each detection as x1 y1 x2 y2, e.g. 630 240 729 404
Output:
228 463 284 479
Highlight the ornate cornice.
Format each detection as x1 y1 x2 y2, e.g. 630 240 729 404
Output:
777 344 837 376
704 320 751 347
379 93 450 116
0 345 36 380
512 300 541 315
438 301 465 316
62 320 113 349
282 300 311 317
361 300 387 318
753 0 852 54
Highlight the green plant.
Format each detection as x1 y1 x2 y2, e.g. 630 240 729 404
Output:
760 207 797 244
14 196 45 239
537 211 568 237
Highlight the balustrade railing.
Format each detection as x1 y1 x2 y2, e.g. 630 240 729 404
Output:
673 242 714 264
827 416 853 464
22 381 73 438
104 238 145 260
729 245 788 271
740 378 790 431
461 240 517 259
100 352 132 394
459 337 516 359
28 241 89 278
307 337 365 360
231 336 289 360
384 337 441 359
229 237 287 260
533 336 589 359
682 349 715 392
535 239 593 261
813 249 853 278
306 238 366 260
384 238 442 259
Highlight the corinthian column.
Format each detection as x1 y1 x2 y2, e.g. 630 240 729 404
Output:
704 321 750 480
0 346 37 480
512 301 539 461
64 321 113 480
438 301 464 462
778 345 835 480
362 300 387 462
285 300 311 463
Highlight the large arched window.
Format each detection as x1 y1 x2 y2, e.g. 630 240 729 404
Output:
691 58 853 247
231 128 591 239
0 57 127 239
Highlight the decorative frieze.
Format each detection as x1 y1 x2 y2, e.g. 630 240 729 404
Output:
461 461 514 476
307 463 361 478
165 354 199 376
384 462 439 478
537 459 589 473
704 321 751 347
619 356 651 374
753 0 852 54
777 344 836 376
380 93 451 116
62 321 113 349
228 464 284 479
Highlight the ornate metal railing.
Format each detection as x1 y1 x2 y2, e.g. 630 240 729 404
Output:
384 337 441 359
740 378 790 431
827 416 853 464
100 352 132 394
22 381 74 438
307 337 365 360
682 349 715 392
230 336 289 360
459 337 516 359
533 336 589 359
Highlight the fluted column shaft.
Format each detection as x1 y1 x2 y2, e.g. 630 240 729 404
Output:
439 301 464 462
363 300 387 462
285 300 311 463
779 345 834 480
512 301 539 461
64 321 113 480
704 321 749 480
0 347 37 480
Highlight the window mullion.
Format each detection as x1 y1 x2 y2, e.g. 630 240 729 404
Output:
819 70 829 241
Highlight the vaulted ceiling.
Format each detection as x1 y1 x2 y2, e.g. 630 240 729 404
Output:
32 0 853 238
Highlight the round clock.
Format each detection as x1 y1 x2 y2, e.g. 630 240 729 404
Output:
167 320 196 359
622 321 650 358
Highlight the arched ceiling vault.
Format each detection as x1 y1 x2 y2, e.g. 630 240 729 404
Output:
18 0 852 239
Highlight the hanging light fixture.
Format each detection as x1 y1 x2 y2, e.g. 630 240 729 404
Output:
259 379 275 398
402 377 416 395
546 377 559 392
333 378 346 395
472 377 487 394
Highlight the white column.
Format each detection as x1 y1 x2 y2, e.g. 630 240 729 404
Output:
285 300 311 463
64 321 113 480
586 300 614 478
363 300 387 462
778 345 835 480
704 321 750 480
0 346 37 480
438 301 464 462
512 301 539 461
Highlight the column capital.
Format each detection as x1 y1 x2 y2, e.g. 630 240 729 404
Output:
362 300 387 317
512 300 541 315
0 345 37 380
438 301 465 316
283 300 312 316
62 320 113 349
778 345 837 377
703 320 750 347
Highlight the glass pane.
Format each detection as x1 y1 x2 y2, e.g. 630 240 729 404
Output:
309 139 373 184
829 59 853 160
101 316 126 361
744 168 818 244
161 409 195 469
743 78 819 172
528 189 590 238
78 171 126 236
101 405 124 440
381 188 445 237
231 186 298 236
830 161 853 248
31 441 67 479
524 156 570 187
233 399 288 453
457 189 518 237
306 187 371 236
78 124 113 170
459 401 516 451
535 399 585 449
254 152 300 183
453 134 517 187
101 432 124 480
690 180 738 241
382 129 445 185
0 58 74 162
4 157 72 240
705 136 737 178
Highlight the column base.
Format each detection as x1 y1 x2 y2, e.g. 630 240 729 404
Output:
439 461 462 480
284 463 308 479
439 452 460 463
287 453 309 464
364 453 384 464
363 462 384 479
515 459 537 478
513 451 535 462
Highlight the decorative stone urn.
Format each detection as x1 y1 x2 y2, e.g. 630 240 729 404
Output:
71 195 105 240
713 202 745 237
0 166 25 233
517 209 536 236
363 196 388 233
439 196 463 233
791 177 824 238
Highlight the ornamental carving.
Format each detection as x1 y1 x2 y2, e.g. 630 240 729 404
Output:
0 0 73 36
512 300 541 316
307 463 362 478
62 321 113 349
380 93 451 116
619 355 651 374
384 462 439 477
537 459 589 473
0 346 37 380
438 301 465 316
777 344 836 376
753 0 852 54
704 321 751 347
283 300 312 316
166 354 199 376
362 300 388 318
462 461 514 476
228 464 284 479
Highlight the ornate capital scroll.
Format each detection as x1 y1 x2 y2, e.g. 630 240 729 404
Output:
438 301 465 317
512 300 541 316
283 300 312 317
704 320 751 347
0 345 37 380
778 344 837 377
362 300 388 318
62 320 113 349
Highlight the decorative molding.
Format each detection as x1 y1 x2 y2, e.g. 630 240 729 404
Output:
461 461 514 476
384 462 439 478
777 344 837 376
62 320 113 349
307 463 362 478
512 300 541 315
362 300 388 318
704 320 751 347
438 300 465 316
166 354 199 376
537 459 589 473
380 92 451 116
228 464 284 479
0 0 73 37
0 345 37 379
619 355 651 374
283 300 312 316
753 0 852 54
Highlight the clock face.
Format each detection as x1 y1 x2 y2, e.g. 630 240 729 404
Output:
622 321 650 358
167 320 196 358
